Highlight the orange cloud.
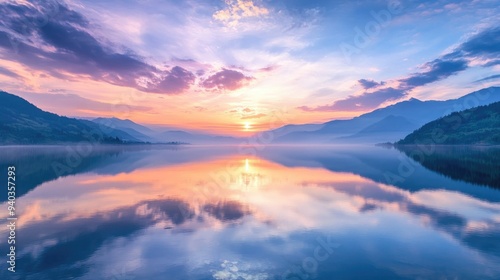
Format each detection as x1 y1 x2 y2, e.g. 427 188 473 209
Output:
213 0 269 27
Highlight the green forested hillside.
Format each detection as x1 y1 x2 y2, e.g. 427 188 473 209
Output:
397 101 500 145
0 91 128 144
398 146 500 188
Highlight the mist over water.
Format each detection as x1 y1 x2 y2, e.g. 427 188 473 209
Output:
1 145 499 279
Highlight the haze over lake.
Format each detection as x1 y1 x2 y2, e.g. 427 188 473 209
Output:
1 145 499 280
1 0 499 279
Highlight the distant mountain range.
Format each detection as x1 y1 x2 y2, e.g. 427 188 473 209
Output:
154 130 239 144
265 123 324 139
272 87 500 144
92 117 157 142
398 101 500 145
91 117 240 144
0 90 240 145
0 91 136 144
1 87 499 145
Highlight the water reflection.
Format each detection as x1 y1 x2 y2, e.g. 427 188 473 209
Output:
0 145 499 279
397 145 500 188
204 201 250 222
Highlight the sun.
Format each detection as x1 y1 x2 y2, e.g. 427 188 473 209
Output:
244 122 251 130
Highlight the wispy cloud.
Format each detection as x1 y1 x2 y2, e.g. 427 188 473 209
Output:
400 59 468 87
241 113 266 120
474 74 500 83
300 25 500 112
0 66 22 79
213 0 269 27
19 92 151 116
0 0 258 95
298 87 406 112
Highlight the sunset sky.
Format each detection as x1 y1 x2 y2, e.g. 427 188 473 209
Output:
0 0 499 135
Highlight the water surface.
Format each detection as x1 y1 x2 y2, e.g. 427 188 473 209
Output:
0 145 499 279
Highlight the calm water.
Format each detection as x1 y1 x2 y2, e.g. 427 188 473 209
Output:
1 145 500 280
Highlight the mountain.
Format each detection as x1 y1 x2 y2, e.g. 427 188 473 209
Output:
0 91 140 144
93 117 154 134
397 101 500 145
92 117 154 142
0 90 240 145
274 117 369 142
339 115 417 143
353 115 416 134
266 123 324 139
258 146 500 202
92 117 242 144
155 130 239 144
274 87 500 143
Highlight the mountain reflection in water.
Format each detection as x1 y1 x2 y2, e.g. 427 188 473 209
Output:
0 145 499 280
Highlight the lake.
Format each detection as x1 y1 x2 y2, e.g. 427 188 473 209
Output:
1 145 499 280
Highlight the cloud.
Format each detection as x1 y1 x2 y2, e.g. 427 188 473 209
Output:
400 59 468 87
299 87 406 112
300 26 500 112
203 201 249 221
48 88 68 93
358 79 385 89
148 66 196 94
201 69 253 91
241 113 266 119
0 0 197 94
259 65 278 72
396 26 500 88
213 0 269 27
194 106 208 112
448 25 500 64
474 74 500 83
0 1 89 34
169 57 212 75
0 66 22 79
39 20 155 73
20 92 151 116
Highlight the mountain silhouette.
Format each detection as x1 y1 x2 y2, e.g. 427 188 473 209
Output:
398 101 500 145
92 117 154 142
0 91 139 144
274 87 500 143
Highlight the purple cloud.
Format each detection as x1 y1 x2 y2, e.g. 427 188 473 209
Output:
358 79 385 89
448 25 500 64
400 59 468 88
259 65 278 72
148 66 196 94
299 87 406 112
0 66 22 79
474 74 500 83
300 26 500 112
201 69 253 91
0 0 197 94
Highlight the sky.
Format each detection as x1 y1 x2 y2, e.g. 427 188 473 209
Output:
0 0 499 135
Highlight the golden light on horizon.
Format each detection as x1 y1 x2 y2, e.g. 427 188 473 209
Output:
244 122 251 131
